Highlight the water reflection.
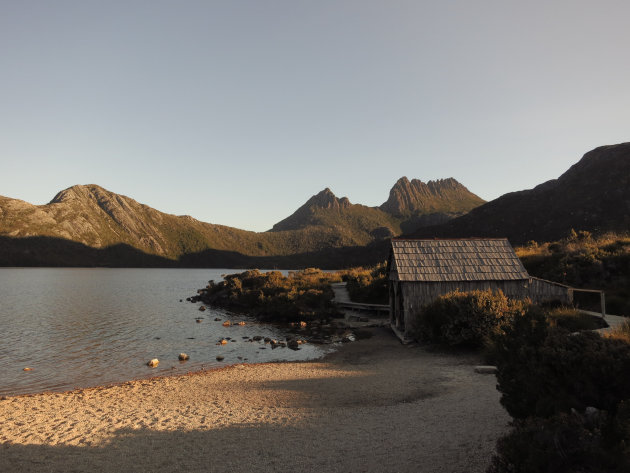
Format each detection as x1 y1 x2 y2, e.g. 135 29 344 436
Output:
0 268 332 396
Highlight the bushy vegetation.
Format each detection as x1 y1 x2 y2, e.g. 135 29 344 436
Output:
604 319 630 345
341 262 388 304
546 306 607 331
517 231 630 315
408 290 528 347
488 412 630 473
489 306 630 472
195 268 343 322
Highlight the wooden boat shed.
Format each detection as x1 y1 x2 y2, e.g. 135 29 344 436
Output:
388 238 592 340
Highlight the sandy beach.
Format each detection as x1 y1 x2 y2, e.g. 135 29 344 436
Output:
0 328 509 472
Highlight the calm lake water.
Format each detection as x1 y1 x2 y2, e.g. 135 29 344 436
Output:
0 268 333 396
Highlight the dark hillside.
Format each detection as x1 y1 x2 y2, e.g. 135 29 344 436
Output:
411 143 630 243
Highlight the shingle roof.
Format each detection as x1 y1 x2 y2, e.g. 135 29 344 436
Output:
389 239 529 282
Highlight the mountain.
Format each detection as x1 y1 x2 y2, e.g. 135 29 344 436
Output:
380 177 485 217
410 143 630 243
270 179 485 239
0 177 484 267
0 184 354 261
270 188 401 241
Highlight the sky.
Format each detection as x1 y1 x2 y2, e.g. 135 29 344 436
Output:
1 1 629 232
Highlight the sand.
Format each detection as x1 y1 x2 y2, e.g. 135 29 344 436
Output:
0 328 510 472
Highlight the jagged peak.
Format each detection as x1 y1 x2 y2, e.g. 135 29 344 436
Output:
381 176 484 216
304 188 351 209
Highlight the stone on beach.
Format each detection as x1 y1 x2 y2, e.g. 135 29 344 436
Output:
147 359 159 368
178 353 190 361
222 321 231 327
216 355 224 361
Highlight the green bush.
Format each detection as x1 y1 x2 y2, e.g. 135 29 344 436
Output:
547 306 607 331
199 269 343 322
411 290 528 347
342 262 388 304
493 312 630 419
488 413 630 473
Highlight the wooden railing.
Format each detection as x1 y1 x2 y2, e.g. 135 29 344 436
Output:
335 301 390 316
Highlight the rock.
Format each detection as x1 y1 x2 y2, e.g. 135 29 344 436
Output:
216 356 224 362
237 321 246 326
196 319 202 323
178 353 190 361
214 318 221 321
199 306 206 311
219 339 228 345
474 366 497 375
222 321 231 327
179 299 183 302
252 336 263 341
288 340 299 350
299 321 307 327
186 297 191 301
23 367 33 372
147 359 159 368
342 333 356 343
264 337 271 343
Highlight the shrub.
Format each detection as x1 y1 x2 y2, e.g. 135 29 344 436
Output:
341 262 388 304
494 315 630 419
411 290 528 347
199 269 343 322
488 413 630 473
547 306 607 331
604 319 630 345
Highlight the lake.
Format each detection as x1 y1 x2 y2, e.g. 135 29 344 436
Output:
0 268 333 396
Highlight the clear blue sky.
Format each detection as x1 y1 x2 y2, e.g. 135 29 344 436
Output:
2 1 629 232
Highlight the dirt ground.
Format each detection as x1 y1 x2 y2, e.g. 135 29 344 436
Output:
0 328 510 473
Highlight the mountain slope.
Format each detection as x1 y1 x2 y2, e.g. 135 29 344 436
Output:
410 143 630 243
270 188 402 242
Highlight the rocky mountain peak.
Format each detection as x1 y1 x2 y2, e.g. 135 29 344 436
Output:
50 184 108 204
380 177 484 216
305 188 352 210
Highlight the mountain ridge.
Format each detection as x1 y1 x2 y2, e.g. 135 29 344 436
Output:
0 177 484 266
409 142 630 243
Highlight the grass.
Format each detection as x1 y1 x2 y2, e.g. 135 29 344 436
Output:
604 319 630 344
546 307 608 331
516 231 630 315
